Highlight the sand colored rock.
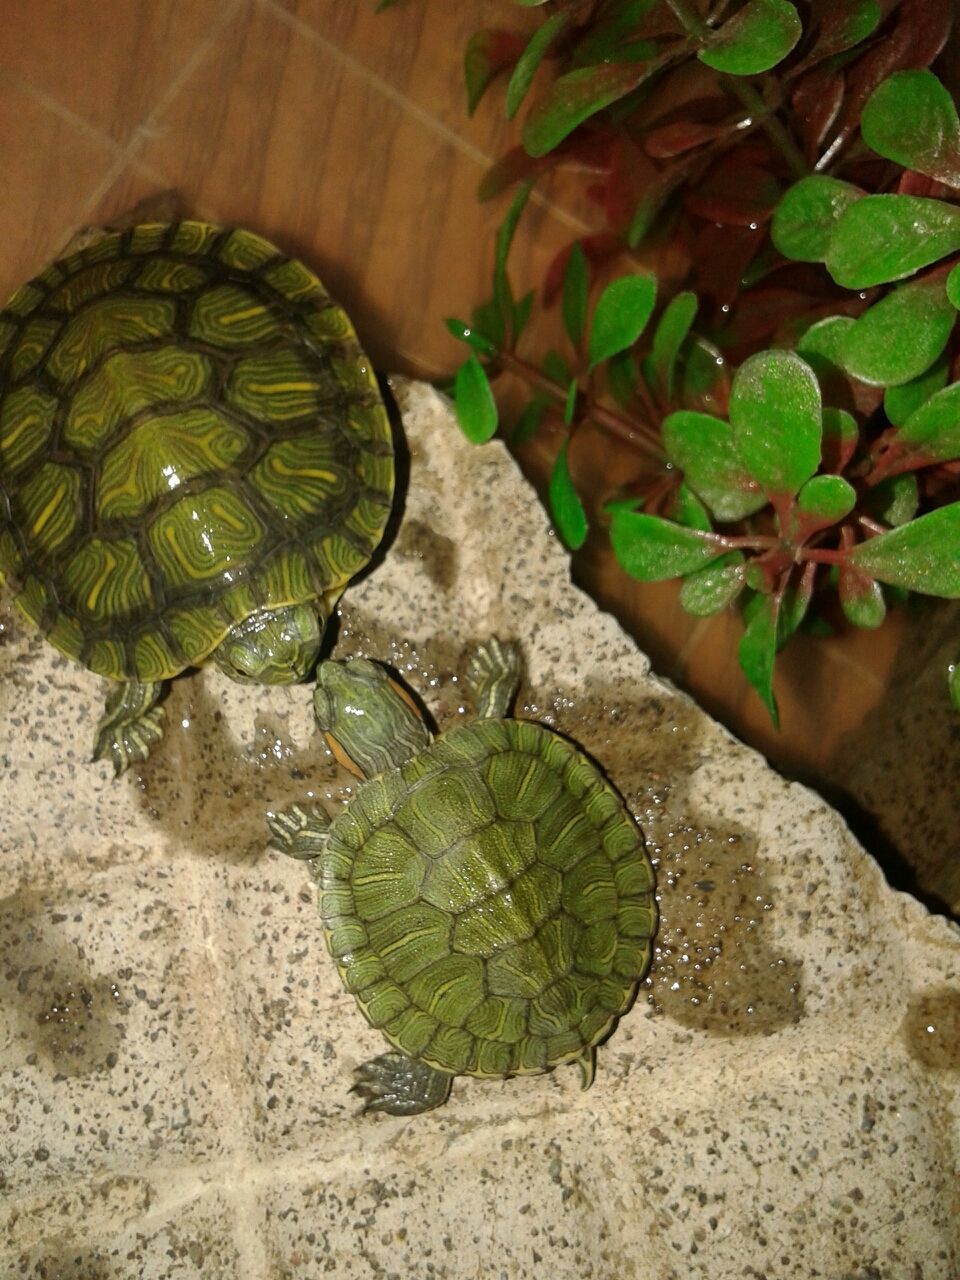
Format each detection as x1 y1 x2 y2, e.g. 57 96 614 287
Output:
1 380 957 1279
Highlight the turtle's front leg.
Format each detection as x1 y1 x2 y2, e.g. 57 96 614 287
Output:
464 637 521 719
266 803 330 862
93 680 165 775
352 1053 453 1116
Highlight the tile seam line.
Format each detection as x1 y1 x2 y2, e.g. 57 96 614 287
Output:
0 70 125 159
260 0 591 235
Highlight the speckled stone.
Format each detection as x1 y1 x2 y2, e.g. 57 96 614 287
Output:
1 380 958 1280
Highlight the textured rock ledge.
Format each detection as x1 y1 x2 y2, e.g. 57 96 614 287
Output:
1 379 957 1280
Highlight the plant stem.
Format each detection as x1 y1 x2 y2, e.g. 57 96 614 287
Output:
725 80 808 180
798 547 847 565
857 514 887 536
497 349 665 460
664 0 709 38
664 0 808 180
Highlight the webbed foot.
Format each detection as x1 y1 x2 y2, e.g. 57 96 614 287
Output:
352 1052 453 1116
93 681 165 775
265 803 330 860
464 637 521 719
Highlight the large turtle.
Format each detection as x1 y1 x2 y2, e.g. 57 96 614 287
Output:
267 638 657 1115
0 221 394 772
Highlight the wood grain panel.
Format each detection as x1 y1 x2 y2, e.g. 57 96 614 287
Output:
137 1 576 376
0 0 231 143
0 78 118 303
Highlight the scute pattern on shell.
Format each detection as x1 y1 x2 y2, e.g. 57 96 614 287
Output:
322 718 657 1080
0 222 393 681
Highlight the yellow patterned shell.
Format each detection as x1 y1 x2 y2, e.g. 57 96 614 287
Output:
0 223 393 680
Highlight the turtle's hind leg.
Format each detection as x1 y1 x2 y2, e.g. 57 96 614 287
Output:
352 1053 453 1116
464 637 521 719
93 680 165 775
266 803 330 863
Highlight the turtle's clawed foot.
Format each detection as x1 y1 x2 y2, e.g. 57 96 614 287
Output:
93 681 165 775
266 802 330 860
464 637 522 719
352 1053 453 1116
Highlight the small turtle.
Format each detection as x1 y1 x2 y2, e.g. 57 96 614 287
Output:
0 220 394 771
268 638 657 1115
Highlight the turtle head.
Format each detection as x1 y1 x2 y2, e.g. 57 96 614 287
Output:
211 604 322 685
314 658 431 778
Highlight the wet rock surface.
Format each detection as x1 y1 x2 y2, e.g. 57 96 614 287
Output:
1 380 958 1279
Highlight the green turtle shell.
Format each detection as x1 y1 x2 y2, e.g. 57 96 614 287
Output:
322 717 657 1079
0 222 393 681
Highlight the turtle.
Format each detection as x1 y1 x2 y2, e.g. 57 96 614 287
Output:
0 220 394 772
267 637 657 1115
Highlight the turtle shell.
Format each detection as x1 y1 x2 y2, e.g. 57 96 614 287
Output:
321 717 656 1079
0 222 393 681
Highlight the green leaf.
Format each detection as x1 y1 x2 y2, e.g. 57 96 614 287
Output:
679 551 746 616
840 274 957 387
446 317 497 356
797 316 856 406
798 315 854 365
698 0 802 76
543 349 572 385
506 11 570 120
839 566 887 629
847 503 960 596
948 264 960 310
868 473 918 527
662 410 767 522
588 273 657 369
897 381 960 462
826 195 960 288
777 572 813 645
680 336 730 415
494 182 534 330
606 350 639 408
523 57 667 157
563 377 579 425
549 439 587 549
465 30 522 116
728 351 822 495
883 357 949 426
861 70 960 188
671 482 713 532
738 591 780 728
571 0 658 66
649 291 698 400
820 407 859 473
607 504 725 580
512 395 549 444
472 298 506 349
796 474 856 524
562 242 588 349
771 176 863 264
454 356 498 443
512 290 535 343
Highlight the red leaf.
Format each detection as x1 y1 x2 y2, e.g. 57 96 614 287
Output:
691 223 765 311
683 161 782 227
644 118 737 159
477 145 558 201
792 66 845 165
896 170 956 199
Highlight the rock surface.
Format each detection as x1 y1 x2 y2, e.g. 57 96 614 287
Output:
1 379 958 1280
